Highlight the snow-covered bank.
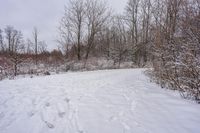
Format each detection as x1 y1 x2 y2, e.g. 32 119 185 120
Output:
0 69 199 133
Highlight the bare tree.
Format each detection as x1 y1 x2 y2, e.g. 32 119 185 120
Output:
9 30 23 76
13 31 23 53
4 26 24 55
165 0 183 39
140 0 152 65
0 29 5 52
33 27 38 65
57 37 70 58
59 0 85 60
26 39 34 54
125 0 140 63
38 41 47 54
4 26 14 53
84 0 110 61
57 20 72 59
110 15 128 67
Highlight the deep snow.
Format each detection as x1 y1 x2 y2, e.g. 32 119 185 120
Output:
0 69 199 133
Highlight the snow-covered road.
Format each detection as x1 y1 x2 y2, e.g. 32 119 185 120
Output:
0 69 199 133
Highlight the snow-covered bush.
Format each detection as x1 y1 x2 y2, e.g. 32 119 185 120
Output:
151 1 200 102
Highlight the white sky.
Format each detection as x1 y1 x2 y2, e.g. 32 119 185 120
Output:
0 0 127 50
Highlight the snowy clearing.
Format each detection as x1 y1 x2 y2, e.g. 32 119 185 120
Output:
0 69 200 133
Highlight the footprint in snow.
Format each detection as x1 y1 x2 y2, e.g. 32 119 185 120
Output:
109 116 118 121
45 121 55 129
78 130 84 133
64 98 70 103
58 112 66 118
27 111 35 117
45 102 50 107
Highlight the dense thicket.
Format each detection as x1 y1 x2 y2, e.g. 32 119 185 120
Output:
151 0 200 101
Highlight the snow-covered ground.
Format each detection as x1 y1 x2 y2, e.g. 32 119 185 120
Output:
0 69 199 133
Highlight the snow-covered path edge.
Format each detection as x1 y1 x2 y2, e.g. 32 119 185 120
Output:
0 69 199 133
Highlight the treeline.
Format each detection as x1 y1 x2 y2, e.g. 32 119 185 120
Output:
0 26 48 55
0 26 64 77
58 0 153 67
58 0 200 101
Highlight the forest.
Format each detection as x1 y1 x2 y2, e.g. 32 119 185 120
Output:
0 0 200 101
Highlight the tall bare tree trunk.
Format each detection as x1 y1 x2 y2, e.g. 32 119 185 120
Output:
33 27 38 66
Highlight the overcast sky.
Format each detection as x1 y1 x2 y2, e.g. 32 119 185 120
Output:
0 0 127 50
